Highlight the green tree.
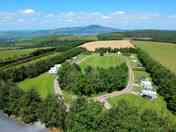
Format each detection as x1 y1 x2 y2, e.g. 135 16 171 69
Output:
18 89 42 123
39 95 66 129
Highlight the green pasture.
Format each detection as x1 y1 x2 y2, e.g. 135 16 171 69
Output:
0 48 37 60
79 53 124 69
9 52 61 69
135 41 176 74
18 73 55 99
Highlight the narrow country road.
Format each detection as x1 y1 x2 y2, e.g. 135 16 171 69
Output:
54 78 63 96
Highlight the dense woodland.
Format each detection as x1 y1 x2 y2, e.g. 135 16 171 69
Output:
58 62 128 96
137 48 176 113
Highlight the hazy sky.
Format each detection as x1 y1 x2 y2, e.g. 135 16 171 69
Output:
0 0 176 30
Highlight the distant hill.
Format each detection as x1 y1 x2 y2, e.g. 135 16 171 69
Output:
0 25 123 39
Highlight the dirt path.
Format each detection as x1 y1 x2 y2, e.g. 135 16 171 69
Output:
95 57 134 108
76 55 90 64
54 78 63 96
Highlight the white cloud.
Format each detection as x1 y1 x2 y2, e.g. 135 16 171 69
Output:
0 10 175 30
22 9 36 15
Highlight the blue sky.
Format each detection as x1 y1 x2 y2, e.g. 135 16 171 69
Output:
0 0 176 30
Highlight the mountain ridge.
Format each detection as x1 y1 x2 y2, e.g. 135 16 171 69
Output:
0 25 123 39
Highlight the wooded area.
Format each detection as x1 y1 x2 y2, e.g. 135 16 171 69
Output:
58 62 128 96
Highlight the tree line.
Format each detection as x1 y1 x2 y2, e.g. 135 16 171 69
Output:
58 62 128 96
137 48 176 113
97 30 176 43
0 47 85 82
95 47 136 54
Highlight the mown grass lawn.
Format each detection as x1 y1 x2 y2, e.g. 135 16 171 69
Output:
18 73 55 99
80 53 124 69
134 41 176 74
108 94 176 126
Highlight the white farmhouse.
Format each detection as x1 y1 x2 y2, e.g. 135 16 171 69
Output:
48 64 61 74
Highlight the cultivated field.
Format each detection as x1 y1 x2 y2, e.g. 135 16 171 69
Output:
80 40 135 51
0 48 37 60
135 41 176 74
18 73 55 99
80 53 124 69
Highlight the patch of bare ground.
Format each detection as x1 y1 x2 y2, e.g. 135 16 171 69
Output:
48 128 63 132
80 40 135 51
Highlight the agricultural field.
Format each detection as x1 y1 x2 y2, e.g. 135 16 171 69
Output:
79 53 125 69
135 41 176 74
0 48 37 60
80 40 135 51
7 52 61 69
18 73 55 99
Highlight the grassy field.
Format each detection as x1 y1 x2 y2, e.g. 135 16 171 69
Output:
18 73 55 99
4 52 61 70
80 53 124 69
0 48 37 60
135 41 176 74
108 94 176 126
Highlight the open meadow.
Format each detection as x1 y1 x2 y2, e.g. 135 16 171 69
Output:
135 41 176 74
79 53 125 69
18 73 55 99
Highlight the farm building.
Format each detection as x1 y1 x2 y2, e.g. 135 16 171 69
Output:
48 64 61 74
139 79 157 99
